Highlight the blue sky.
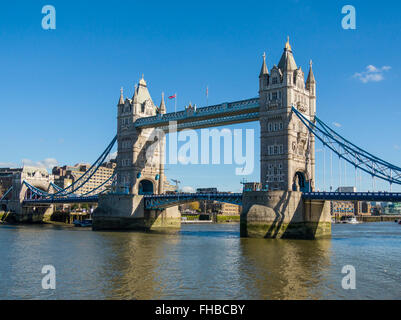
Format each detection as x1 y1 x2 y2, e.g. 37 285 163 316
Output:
0 0 400 192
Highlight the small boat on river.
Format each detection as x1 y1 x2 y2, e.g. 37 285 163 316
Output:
73 219 93 227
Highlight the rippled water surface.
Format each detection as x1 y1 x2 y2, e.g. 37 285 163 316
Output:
0 222 400 299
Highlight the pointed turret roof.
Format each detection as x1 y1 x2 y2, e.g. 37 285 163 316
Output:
139 74 147 87
132 83 140 103
278 36 297 72
118 87 124 105
259 52 269 77
132 76 155 112
306 60 316 84
159 92 166 114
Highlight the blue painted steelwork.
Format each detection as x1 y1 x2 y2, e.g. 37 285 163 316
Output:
25 135 116 199
23 174 116 203
23 181 50 197
50 135 117 196
143 193 243 209
23 196 99 204
22 135 117 201
134 98 259 130
22 190 401 205
292 107 401 186
303 192 401 202
0 186 13 202
50 182 63 192
80 174 116 196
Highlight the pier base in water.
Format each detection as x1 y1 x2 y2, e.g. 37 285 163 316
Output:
3 201 54 223
241 191 331 240
92 194 180 231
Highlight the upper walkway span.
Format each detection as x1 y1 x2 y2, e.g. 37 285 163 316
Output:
134 98 259 131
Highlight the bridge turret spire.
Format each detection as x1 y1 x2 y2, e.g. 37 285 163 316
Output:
306 60 316 86
278 36 297 72
259 52 269 91
159 92 166 114
131 84 138 114
132 84 138 102
306 59 316 116
118 87 124 105
259 52 269 77
285 36 292 51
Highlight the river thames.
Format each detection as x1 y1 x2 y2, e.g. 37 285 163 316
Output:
0 222 400 300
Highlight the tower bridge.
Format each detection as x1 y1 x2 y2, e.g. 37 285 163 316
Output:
2 39 401 239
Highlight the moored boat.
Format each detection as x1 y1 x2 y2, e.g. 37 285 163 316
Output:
73 219 93 227
345 217 360 224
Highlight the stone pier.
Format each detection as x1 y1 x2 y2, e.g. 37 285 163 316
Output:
92 194 181 231
240 191 331 239
5 200 54 223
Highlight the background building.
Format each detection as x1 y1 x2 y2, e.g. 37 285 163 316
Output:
52 160 116 195
331 200 372 217
0 168 22 199
382 203 401 215
164 180 178 193
196 188 218 193
336 186 357 192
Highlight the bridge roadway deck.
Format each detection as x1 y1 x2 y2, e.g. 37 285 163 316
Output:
22 196 99 205
302 192 401 202
143 192 243 209
15 192 401 206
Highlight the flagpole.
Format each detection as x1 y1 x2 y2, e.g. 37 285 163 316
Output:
175 92 177 113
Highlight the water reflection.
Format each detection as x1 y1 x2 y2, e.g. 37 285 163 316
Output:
1 223 400 300
96 226 246 299
239 238 332 299
94 225 333 299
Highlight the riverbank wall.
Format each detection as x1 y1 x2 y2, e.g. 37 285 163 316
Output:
357 215 401 222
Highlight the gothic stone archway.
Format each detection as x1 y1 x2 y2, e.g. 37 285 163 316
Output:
293 171 310 192
138 179 154 195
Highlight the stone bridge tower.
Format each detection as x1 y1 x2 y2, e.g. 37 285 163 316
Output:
116 76 166 195
259 38 316 192
94 77 178 231
5 167 55 222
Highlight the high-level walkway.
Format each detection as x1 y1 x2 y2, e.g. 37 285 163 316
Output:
134 98 259 130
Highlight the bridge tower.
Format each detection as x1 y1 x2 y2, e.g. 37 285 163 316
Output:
241 38 329 240
116 77 166 195
94 78 179 231
259 38 316 192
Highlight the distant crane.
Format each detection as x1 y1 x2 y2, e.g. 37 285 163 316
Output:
171 179 181 192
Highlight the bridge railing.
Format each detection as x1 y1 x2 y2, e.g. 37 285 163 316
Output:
302 191 401 201
143 192 243 209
